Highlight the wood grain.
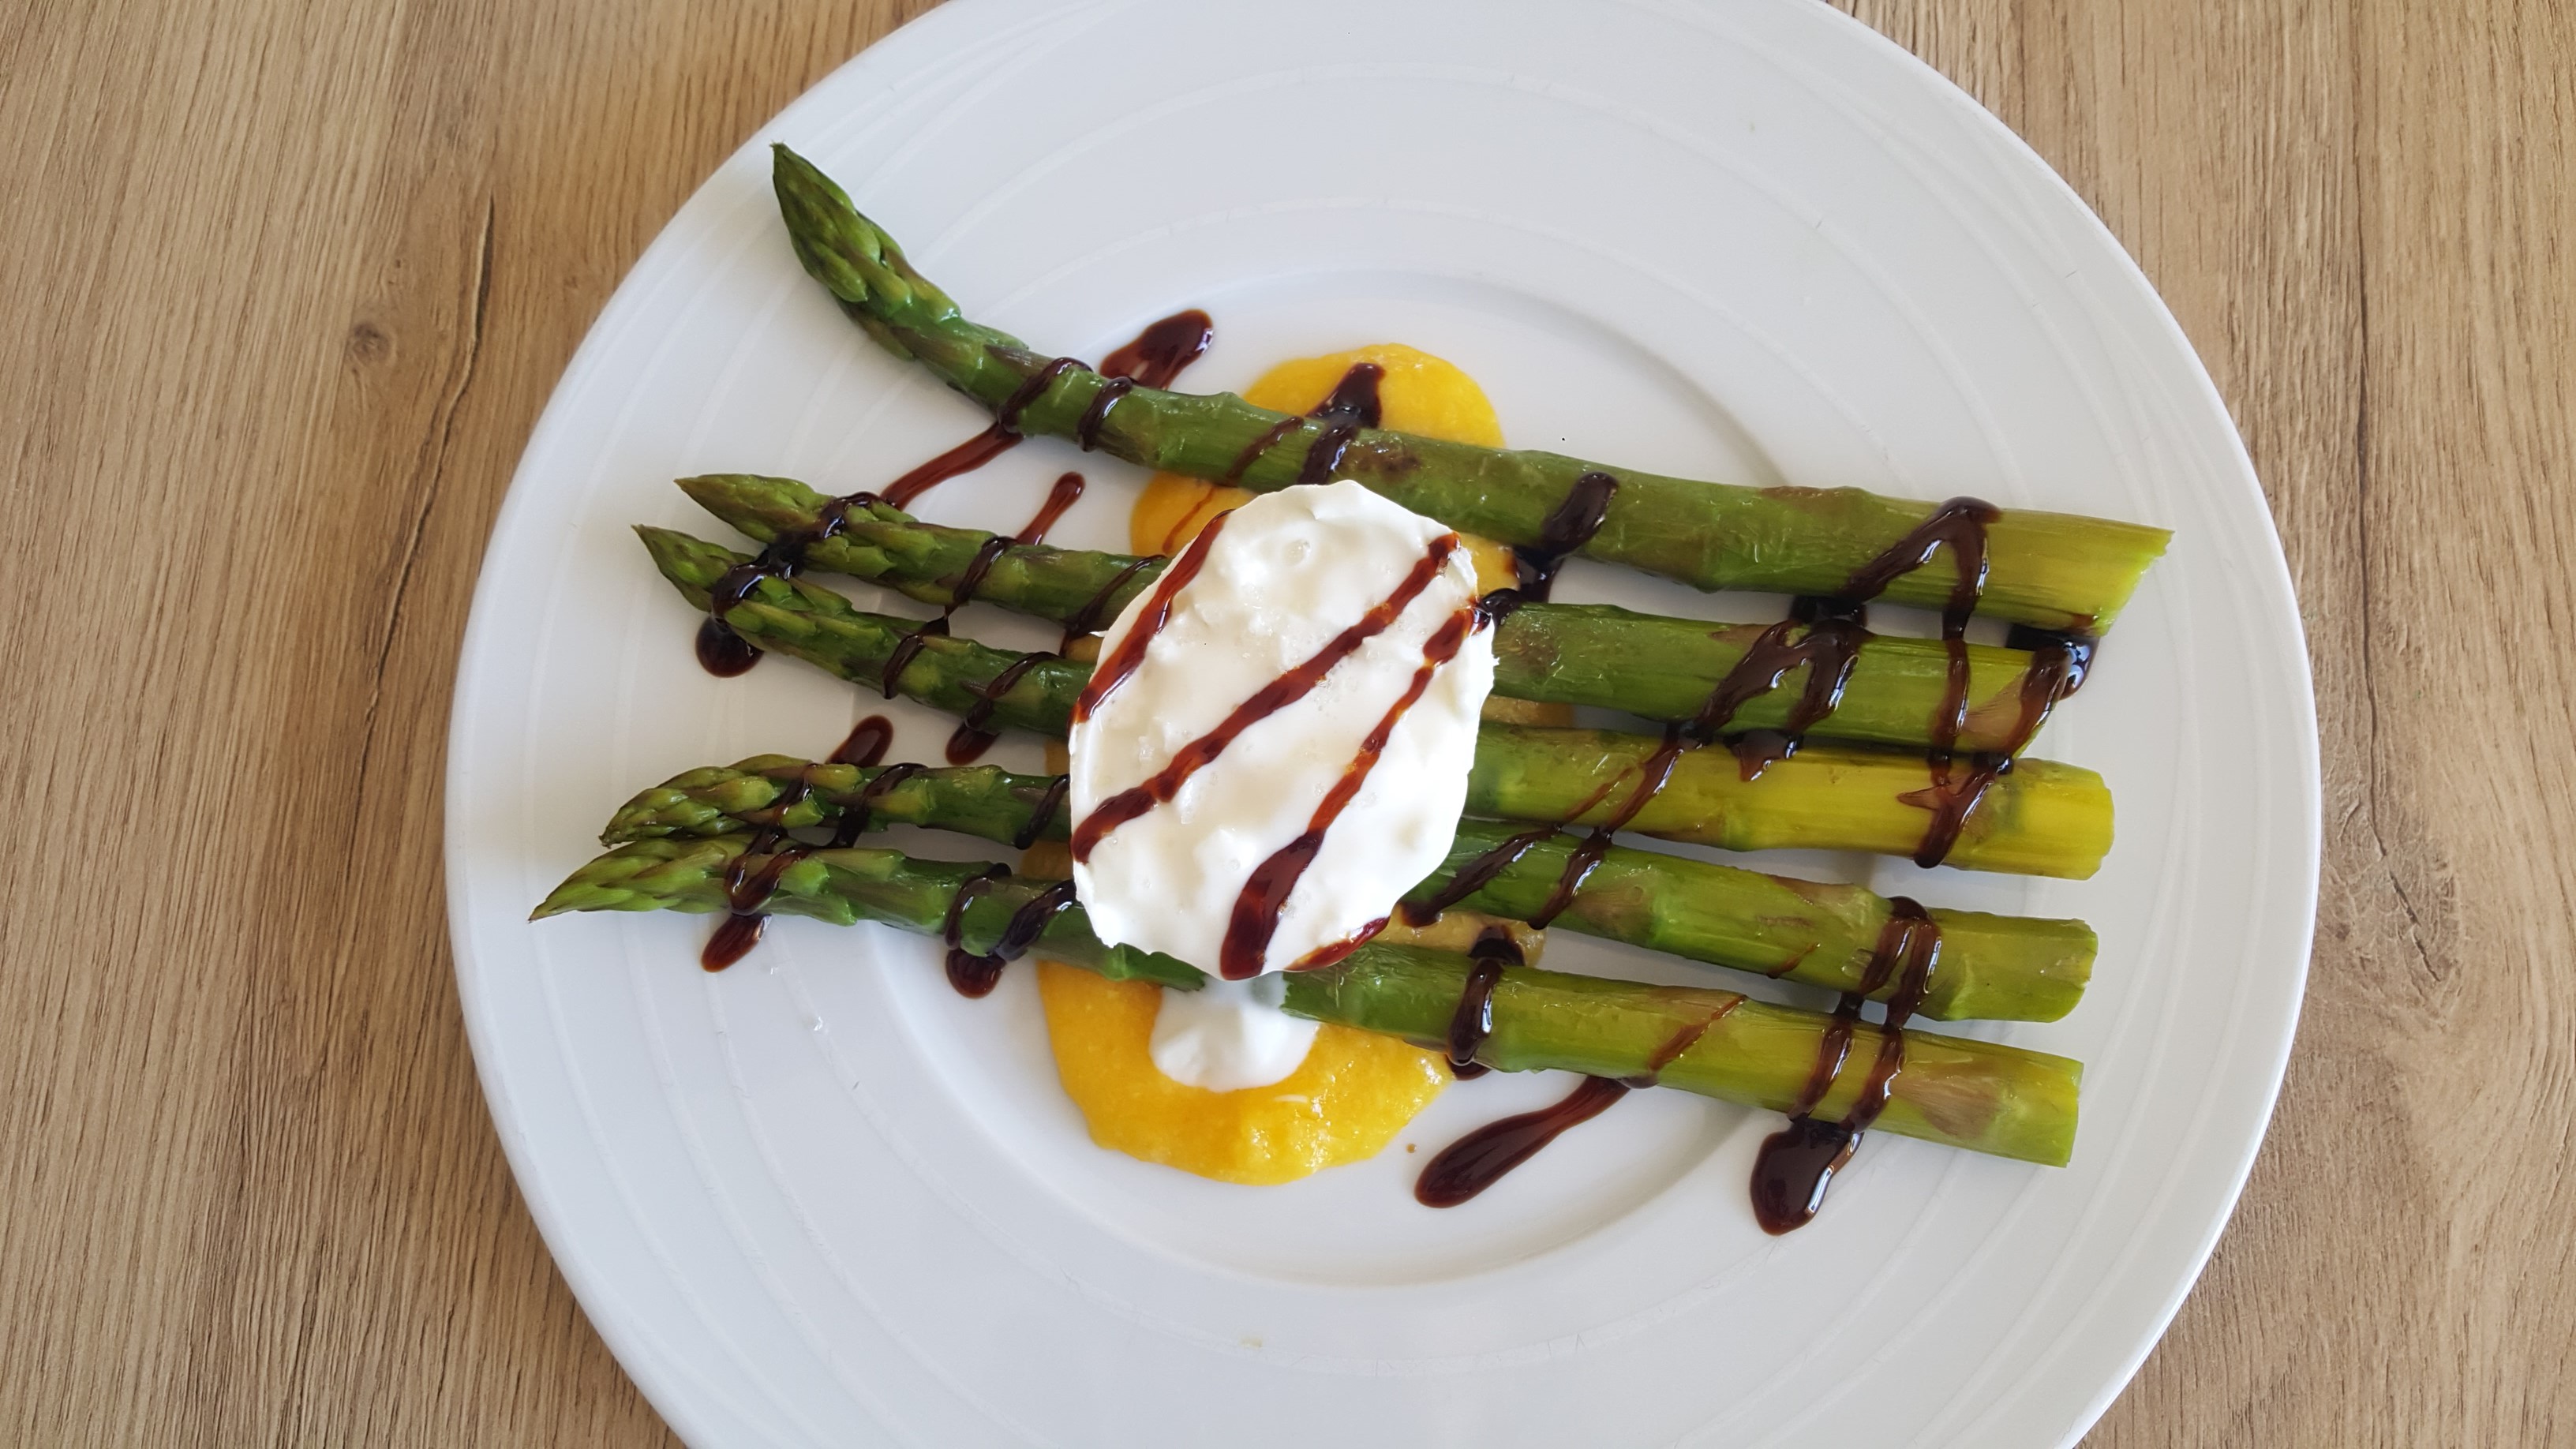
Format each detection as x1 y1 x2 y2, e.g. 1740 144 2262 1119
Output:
2 1 2566 1442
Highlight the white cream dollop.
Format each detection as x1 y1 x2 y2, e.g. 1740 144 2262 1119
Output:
1147 974 1323 1091
1069 480 1496 983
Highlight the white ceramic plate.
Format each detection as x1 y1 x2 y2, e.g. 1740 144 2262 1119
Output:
445 1 2319 1443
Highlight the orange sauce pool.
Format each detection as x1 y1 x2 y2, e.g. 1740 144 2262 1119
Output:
1033 342 1533 1185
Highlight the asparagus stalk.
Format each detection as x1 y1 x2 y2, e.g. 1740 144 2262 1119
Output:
1469 723 2110 878
605 756 2097 1020
771 143 2168 633
680 473 2058 754
643 526 2114 877
534 835 2081 1166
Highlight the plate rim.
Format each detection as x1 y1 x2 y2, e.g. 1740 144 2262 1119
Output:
442 2 2323 1443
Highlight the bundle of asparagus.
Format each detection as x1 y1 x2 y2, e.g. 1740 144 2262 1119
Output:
534 835 2081 1168
638 526 2117 878
521 144 2181 1211
603 755 2097 1021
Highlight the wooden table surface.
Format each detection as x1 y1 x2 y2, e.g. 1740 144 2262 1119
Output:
7 0 2570 1442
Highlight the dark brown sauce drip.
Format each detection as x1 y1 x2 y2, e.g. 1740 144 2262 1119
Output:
1473 589 1530 629
691 315 1207 968
829 761 923 848
1014 775 1070 852
1414 1076 1631 1208
1099 309 1214 390
948 470 1088 615
945 652 1050 764
1397 827 1554 927
1072 509 1233 723
1221 416 1309 484
700 769 832 971
1440 930 1523 1081
939 868 1011 996
1624 1002 1740 1088
2006 624 2098 695
1897 631 2098 867
1219 604 1477 978
1839 497 2002 618
695 615 764 676
880 357 1086 511
1075 379 1132 450
1515 470 1623 603
993 878 1079 959
932 470 1096 762
1832 498 2008 867
695 492 877 676
1061 554 1164 650
693 316 1193 680
1073 534 1461 864
1700 594 1872 781
1454 584 1871 939
829 714 895 767
1215 361 1388 485
941 874 1080 998
1524 724 1689 930
700 911 766 971
1293 362 1386 485
878 615 949 698
1079 309 1215 448
1748 898 1942 1234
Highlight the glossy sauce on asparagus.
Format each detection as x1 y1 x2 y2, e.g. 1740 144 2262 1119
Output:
1221 603 1482 978
1069 534 1462 865
943 470 1089 764
1748 897 1943 1232
694 309 1216 680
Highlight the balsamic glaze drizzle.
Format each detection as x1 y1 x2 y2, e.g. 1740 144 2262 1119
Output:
1414 1076 1631 1208
1440 931 1519 1081
1397 828 1554 927
829 715 896 767
833 761 923 848
1440 493 2091 958
1014 775 1069 852
1219 362 1388 485
1293 363 1386 485
1219 605 1477 978
695 310 1214 679
939 867 1011 996
1416 497 2082 1219
1097 309 1213 391
945 652 1050 765
942 874 1082 998
1071 534 1461 866
1747 897 1941 1233
700 766 829 972
1061 554 1163 652
882 357 1086 511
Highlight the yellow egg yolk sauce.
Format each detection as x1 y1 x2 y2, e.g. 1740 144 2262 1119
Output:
1129 343 1519 590
1032 342 1521 1186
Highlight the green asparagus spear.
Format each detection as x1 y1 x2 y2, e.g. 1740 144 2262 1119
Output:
771 143 2168 633
680 473 2059 754
1469 722 2110 878
642 525 1086 736
643 525 2114 877
534 835 2081 1166
604 756 2097 1020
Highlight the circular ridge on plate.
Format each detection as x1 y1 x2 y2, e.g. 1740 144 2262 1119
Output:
445 1 2319 1443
